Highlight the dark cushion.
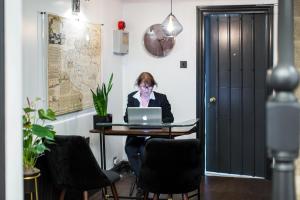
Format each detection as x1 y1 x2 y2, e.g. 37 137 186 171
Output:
139 138 202 194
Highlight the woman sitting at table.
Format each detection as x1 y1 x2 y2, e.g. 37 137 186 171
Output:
124 72 174 195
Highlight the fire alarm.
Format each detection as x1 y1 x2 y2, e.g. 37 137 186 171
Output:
118 21 126 30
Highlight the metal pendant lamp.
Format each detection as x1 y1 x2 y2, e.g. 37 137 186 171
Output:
161 0 183 37
72 0 80 13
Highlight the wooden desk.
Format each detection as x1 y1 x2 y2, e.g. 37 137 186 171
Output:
90 126 196 136
90 119 199 170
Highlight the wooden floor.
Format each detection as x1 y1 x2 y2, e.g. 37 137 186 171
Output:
90 174 272 200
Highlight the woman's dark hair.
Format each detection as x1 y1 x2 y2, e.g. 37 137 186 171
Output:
135 72 157 87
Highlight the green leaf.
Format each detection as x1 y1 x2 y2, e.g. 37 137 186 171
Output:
46 109 56 119
34 144 47 154
103 84 107 97
38 109 56 121
91 89 96 97
107 73 113 94
45 130 56 141
90 73 113 117
23 134 33 148
45 139 56 145
23 97 57 169
23 119 31 129
31 124 55 139
23 107 35 113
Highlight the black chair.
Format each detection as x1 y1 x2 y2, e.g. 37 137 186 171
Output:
45 135 120 200
139 138 202 200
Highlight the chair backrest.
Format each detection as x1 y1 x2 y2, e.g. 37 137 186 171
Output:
139 138 202 194
45 135 110 191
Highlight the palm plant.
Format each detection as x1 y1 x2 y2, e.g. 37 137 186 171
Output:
23 97 56 172
91 73 113 117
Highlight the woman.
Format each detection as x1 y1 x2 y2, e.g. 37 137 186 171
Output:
124 72 174 193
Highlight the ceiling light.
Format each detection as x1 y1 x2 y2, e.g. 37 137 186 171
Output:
161 0 183 37
72 0 80 13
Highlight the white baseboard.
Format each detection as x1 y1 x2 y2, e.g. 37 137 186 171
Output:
205 171 264 179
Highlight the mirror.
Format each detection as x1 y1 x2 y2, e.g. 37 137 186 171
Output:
143 24 175 57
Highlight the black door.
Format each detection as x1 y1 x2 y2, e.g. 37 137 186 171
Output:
199 6 273 177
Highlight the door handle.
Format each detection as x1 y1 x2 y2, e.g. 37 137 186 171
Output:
209 97 216 103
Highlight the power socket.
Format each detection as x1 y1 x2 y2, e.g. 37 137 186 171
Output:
180 60 187 68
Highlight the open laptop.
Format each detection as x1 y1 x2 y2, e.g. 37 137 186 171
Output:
127 107 162 128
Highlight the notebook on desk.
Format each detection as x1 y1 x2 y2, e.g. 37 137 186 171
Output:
127 107 162 129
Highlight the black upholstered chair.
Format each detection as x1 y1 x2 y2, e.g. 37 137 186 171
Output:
45 135 120 200
139 138 202 200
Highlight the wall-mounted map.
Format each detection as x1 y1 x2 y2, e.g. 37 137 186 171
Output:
48 14 101 115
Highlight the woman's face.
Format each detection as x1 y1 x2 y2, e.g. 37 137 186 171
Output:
139 82 153 97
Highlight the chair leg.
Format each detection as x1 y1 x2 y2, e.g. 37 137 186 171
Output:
129 177 137 196
197 186 201 200
110 183 119 200
182 193 189 200
59 189 66 200
143 192 149 200
83 191 88 200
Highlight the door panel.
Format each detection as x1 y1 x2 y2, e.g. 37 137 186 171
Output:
205 11 271 177
205 15 218 172
241 14 255 175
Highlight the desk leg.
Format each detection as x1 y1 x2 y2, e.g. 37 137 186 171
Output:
99 131 107 170
99 133 104 169
103 133 106 170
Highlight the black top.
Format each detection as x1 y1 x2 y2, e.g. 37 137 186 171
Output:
124 91 174 123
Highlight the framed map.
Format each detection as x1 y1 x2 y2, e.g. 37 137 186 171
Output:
47 14 101 115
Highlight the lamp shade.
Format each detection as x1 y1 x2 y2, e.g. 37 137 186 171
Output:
161 13 183 37
72 0 80 13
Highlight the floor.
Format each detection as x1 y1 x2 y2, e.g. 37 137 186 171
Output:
90 174 272 200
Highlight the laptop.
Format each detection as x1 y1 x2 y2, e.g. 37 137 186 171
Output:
127 107 162 128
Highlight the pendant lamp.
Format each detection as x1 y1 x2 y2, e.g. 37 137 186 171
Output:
161 0 183 37
72 0 80 13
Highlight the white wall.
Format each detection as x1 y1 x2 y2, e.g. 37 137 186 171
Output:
5 0 23 199
22 0 125 169
122 0 278 139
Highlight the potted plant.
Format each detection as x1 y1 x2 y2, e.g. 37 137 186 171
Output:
23 97 57 175
91 73 113 129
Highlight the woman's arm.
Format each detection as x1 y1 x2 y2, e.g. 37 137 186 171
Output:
161 94 174 123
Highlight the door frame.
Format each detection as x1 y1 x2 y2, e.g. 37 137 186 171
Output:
0 0 5 197
196 5 274 177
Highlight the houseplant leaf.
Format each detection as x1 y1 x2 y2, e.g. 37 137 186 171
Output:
31 124 55 139
38 109 57 121
23 98 57 171
91 73 113 129
23 107 36 113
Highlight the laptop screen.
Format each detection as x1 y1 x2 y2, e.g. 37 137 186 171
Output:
127 107 162 124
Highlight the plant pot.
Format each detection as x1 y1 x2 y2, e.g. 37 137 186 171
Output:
24 167 40 177
93 114 113 129
24 167 41 198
